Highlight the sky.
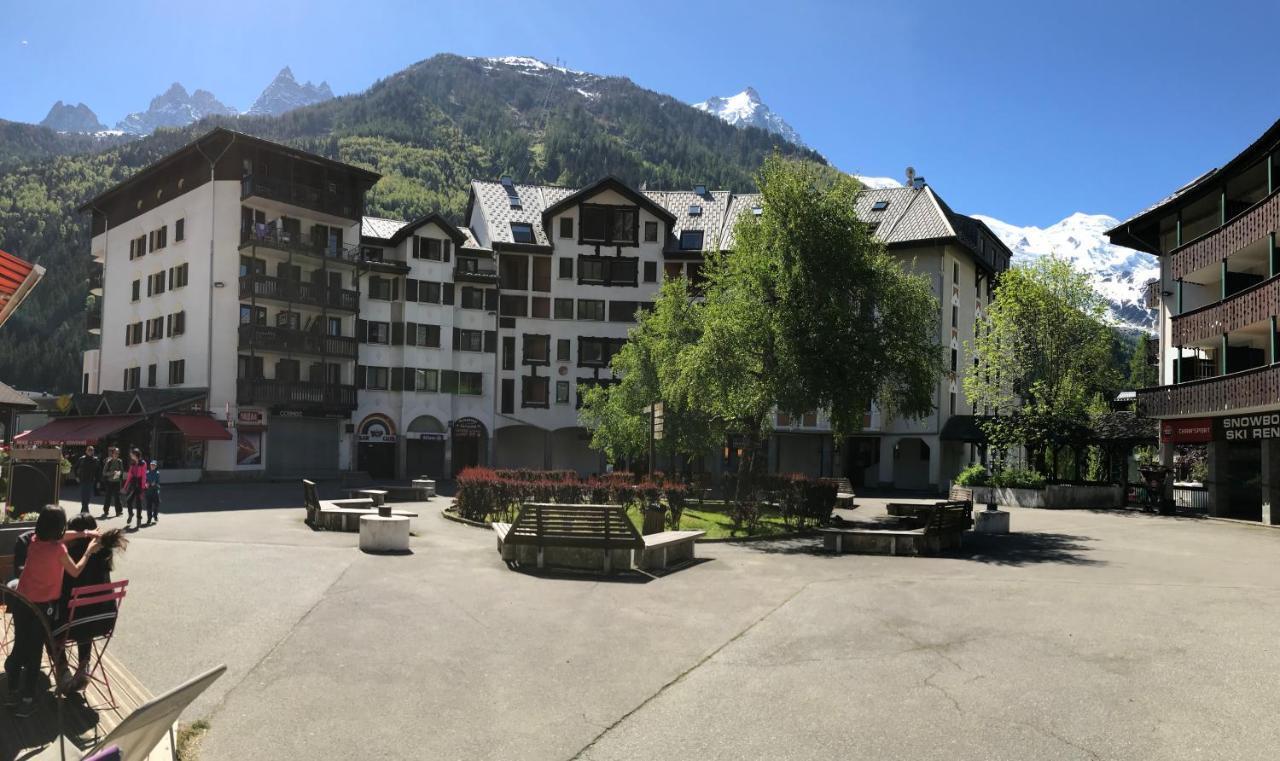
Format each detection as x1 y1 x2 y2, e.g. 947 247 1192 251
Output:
3 0 1280 228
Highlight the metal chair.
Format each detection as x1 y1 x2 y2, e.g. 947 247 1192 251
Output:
55 579 128 711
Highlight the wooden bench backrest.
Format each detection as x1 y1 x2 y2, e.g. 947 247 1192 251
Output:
504 503 644 550
925 500 973 532
819 477 854 491
302 480 320 510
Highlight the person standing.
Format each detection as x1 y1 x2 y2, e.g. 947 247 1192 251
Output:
144 460 161 525
99 446 125 519
121 449 147 529
73 446 100 516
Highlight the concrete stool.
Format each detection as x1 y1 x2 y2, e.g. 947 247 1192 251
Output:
412 479 436 499
359 514 410 553
974 509 1010 534
357 488 389 507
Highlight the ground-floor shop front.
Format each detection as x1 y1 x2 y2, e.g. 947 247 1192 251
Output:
1160 413 1280 523
764 431 977 493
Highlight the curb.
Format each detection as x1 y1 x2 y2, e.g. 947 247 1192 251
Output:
439 508 818 543
440 509 491 529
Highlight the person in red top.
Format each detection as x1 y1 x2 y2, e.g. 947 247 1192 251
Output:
121 448 148 530
3 506 100 718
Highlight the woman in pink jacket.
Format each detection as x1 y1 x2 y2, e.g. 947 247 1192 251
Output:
121 448 148 529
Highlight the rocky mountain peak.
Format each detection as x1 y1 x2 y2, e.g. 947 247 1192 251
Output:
39 101 105 133
247 67 335 117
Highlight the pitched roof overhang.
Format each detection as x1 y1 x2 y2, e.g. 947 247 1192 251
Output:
540 176 677 228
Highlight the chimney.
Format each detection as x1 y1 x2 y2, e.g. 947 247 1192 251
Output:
912 175 926 190
905 166 915 186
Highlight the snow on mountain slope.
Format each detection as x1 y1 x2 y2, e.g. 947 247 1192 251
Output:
115 83 236 135
692 87 806 148
972 212 1157 330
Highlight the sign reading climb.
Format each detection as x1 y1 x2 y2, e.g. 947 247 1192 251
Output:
1220 413 1280 441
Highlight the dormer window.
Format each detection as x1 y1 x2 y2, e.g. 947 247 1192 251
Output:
680 230 704 251
871 200 890 212
510 223 535 244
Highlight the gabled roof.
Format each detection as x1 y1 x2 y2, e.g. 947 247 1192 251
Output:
0 380 36 409
853 185 1012 273
388 213 467 246
70 388 208 417
361 216 406 241
466 180 574 248
540 176 677 228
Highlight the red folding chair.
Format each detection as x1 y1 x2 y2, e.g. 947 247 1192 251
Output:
56 579 128 710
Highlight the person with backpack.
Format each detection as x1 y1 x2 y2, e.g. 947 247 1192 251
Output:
3 506 100 718
73 446 100 516
121 449 147 530
99 446 125 519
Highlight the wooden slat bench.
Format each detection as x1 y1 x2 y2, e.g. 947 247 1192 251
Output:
820 477 857 508
492 503 644 573
820 500 973 556
635 529 707 571
303 480 418 532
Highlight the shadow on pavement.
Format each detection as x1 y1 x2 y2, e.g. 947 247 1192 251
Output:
954 532 1102 567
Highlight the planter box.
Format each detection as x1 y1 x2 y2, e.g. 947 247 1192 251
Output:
952 484 1123 510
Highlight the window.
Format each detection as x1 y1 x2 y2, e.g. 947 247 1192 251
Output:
442 371 483 395
152 271 166 296
953 262 959 283
421 281 441 304
523 334 550 365
123 366 141 390
559 217 574 238
688 204 702 217
643 261 657 283
532 257 551 292
169 263 189 289
500 294 528 317
554 298 575 319
580 204 639 245
240 305 266 326
871 200 890 212
531 296 550 319
510 223 535 244
238 355 264 380
368 276 395 301
457 257 480 274
146 317 164 341
949 392 957 415
557 339 571 362
174 218 184 242
559 257 573 279
365 366 389 390
461 287 485 309
406 322 441 348
644 221 658 242
413 369 439 392
950 348 958 372
522 375 549 408
167 310 186 337
578 336 626 367
368 321 391 345
679 230 704 250
455 329 484 352
577 299 605 321
327 317 342 337
147 364 157 388
129 235 146 260
609 301 640 322
166 359 185 386
556 380 570 404
500 255 528 290
578 256 638 287
951 304 958 327
502 336 515 370
131 280 140 302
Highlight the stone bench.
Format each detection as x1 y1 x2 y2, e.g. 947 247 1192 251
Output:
820 527 932 556
491 503 643 573
821 500 973 556
359 514 411 553
634 530 706 571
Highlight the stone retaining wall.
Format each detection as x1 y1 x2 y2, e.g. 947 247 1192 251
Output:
956 484 1124 510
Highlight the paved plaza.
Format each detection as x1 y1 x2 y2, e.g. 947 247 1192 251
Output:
54 484 1280 760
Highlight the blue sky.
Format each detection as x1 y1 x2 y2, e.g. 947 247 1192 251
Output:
3 0 1279 227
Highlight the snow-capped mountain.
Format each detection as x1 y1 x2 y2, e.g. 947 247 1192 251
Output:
693 87 806 148
973 213 1158 330
247 67 334 117
39 101 105 133
115 83 237 135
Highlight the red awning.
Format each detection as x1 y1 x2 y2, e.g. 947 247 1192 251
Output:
15 415 143 446
163 413 232 441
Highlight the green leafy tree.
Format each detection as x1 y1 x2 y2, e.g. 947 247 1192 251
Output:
1128 332 1159 389
965 256 1116 470
578 278 722 468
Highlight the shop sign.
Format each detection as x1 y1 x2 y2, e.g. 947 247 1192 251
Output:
1160 418 1213 444
358 415 397 443
407 432 447 441
237 408 266 430
452 417 486 439
1219 413 1280 442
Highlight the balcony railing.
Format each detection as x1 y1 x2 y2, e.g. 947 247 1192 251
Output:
1170 189 1280 280
237 324 358 359
236 379 357 412
86 310 101 334
1143 278 1160 309
453 267 499 284
240 227 362 265
88 269 103 296
1171 274 1280 345
1137 363 1280 417
241 175 360 221
239 273 359 312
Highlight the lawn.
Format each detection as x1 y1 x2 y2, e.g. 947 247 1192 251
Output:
625 499 793 540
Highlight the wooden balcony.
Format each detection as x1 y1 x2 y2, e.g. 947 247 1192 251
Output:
1137 363 1280 417
236 379 357 412
1171 274 1280 345
86 309 101 334
239 273 359 312
1170 189 1280 279
241 175 361 221
238 324 358 359
240 227 361 266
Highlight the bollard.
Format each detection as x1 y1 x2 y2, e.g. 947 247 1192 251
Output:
378 505 392 518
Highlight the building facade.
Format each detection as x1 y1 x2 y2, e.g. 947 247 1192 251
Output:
1108 120 1280 522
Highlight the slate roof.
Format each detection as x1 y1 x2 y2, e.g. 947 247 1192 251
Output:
361 216 407 241
0 379 36 409
467 180 574 247
645 189 738 252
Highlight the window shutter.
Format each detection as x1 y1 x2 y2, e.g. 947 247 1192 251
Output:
441 370 458 394
484 288 498 311
390 367 403 392
392 322 404 346
356 319 368 343
403 368 416 392
452 327 460 350
442 283 455 305
406 278 418 302
484 330 496 354
412 237 420 259
443 240 452 262
392 278 400 302
355 364 366 390
404 322 417 347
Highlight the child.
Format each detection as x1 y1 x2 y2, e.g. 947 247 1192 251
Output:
145 460 161 525
3 506 99 718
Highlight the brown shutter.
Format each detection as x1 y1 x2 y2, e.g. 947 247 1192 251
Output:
484 330 496 354
391 322 404 346
356 319 368 343
452 327 460 350
443 240 451 262
406 278 418 302
404 322 417 347
442 283 455 305
390 367 403 391
355 364 366 390
484 288 498 311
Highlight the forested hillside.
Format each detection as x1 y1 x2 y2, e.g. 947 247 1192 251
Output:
0 54 819 392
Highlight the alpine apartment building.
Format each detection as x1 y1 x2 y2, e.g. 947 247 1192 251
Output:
65 129 1009 489
1107 119 1280 522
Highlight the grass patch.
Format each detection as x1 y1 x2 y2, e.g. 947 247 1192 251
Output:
176 719 210 761
625 502 792 539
